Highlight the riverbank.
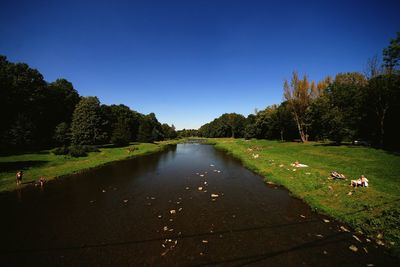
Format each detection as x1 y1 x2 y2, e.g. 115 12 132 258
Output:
209 138 400 255
0 140 181 193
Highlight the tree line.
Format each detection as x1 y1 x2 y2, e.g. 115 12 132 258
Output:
0 56 177 153
198 32 400 149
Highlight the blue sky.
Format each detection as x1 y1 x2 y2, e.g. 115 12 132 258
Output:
1 0 399 129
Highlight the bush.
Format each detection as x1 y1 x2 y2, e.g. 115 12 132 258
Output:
81 145 99 152
52 146 69 155
68 145 88 157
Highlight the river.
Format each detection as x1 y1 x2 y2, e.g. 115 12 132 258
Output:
0 143 397 266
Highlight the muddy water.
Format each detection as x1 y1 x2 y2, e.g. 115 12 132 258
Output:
0 144 397 266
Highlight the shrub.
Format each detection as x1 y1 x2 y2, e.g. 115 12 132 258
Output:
81 145 99 152
52 146 69 155
68 145 88 157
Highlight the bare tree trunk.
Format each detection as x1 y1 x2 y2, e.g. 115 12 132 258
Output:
379 108 387 146
293 112 307 142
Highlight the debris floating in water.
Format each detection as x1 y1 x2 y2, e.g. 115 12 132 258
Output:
102 189 106 193
300 214 306 218
198 187 203 191
170 210 176 214
123 199 129 203
200 174 204 177
210 164 214 167
323 219 330 223
340 226 350 232
185 187 190 190
352 235 362 243
211 194 219 198
202 240 209 244
349 245 358 252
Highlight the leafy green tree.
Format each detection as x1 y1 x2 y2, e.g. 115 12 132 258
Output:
53 122 71 146
161 123 178 139
325 72 367 143
71 97 108 145
0 56 48 149
137 117 152 142
111 118 131 147
383 32 400 73
363 74 400 146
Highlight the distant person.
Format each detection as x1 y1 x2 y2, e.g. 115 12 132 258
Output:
291 161 308 168
35 176 46 187
16 171 23 185
350 175 369 187
360 175 369 187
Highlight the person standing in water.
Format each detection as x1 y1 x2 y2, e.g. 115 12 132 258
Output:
16 171 23 185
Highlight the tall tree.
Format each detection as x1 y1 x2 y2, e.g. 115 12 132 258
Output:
71 97 108 145
383 32 400 73
364 74 400 146
283 72 312 142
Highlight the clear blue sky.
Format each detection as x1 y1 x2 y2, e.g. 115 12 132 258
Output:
1 0 399 129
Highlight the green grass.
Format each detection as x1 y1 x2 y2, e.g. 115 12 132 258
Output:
0 140 181 192
209 138 400 253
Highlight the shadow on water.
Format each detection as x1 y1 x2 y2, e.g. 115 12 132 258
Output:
0 144 398 266
0 218 337 254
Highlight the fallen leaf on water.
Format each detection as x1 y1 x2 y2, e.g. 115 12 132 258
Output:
352 235 362 243
349 245 358 252
340 226 350 232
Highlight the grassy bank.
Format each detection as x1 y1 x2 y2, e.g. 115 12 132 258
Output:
210 138 400 253
0 140 180 193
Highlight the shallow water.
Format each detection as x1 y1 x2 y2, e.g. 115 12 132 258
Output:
0 144 397 266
